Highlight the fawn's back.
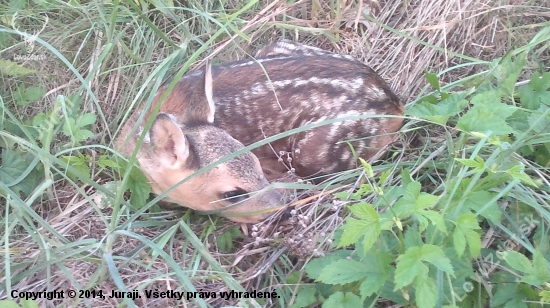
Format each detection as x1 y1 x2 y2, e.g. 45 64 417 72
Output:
115 41 404 223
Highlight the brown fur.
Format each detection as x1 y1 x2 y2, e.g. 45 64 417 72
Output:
115 40 404 223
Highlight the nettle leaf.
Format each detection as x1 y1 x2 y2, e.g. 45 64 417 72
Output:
289 285 316 308
60 154 91 182
305 250 353 280
76 113 97 127
317 251 391 301
415 271 437 308
505 164 538 187
527 106 550 135
359 157 374 178
457 90 516 135
338 202 380 253
503 251 533 274
358 250 392 300
522 251 550 286
493 54 526 97
453 213 481 258
23 86 46 102
98 155 120 169
518 71 550 110
392 181 420 218
395 247 430 289
465 191 501 221
0 148 43 197
62 113 97 144
420 245 455 274
407 91 469 125
393 181 441 232
216 226 243 253
540 290 550 303
316 259 368 285
395 245 454 290
504 298 528 308
425 71 440 91
0 59 36 76
322 292 362 308
416 209 446 233
122 164 152 208
454 155 485 172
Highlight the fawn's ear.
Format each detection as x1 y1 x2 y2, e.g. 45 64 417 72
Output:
150 113 190 169
183 60 216 124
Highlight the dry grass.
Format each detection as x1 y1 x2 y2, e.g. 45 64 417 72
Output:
1 0 549 307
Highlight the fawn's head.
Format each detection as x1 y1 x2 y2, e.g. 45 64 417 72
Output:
116 63 282 223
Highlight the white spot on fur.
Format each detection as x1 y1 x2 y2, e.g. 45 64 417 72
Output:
317 143 331 160
284 77 366 92
341 150 351 161
271 80 293 88
365 85 386 100
251 82 266 95
232 56 294 68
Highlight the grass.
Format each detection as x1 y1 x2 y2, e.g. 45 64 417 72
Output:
1 0 550 307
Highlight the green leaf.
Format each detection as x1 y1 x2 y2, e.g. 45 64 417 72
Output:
527 105 550 133
395 244 454 290
358 250 392 300
60 155 91 182
453 213 481 258
503 297 528 308
305 250 353 280
493 54 526 97
0 299 28 308
0 59 36 76
521 250 550 286
457 91 516 135
316 259 368 285
505 164 538 187
358 157 374 178
425 71 440 91
338 203 380 253
415 271 437 308
23 300 40 308
289 285 317 308
408 91 470 125
216 226 242 253
62 113 96 144
98 155 120 169
419 245 455 275
121 163 152 208
540 290 550 303
23 86 46 101
491 272 520 307
503 251 533 274
316 250 391 300
392 181 441 232
455 155 485 172
395 246 430 289
322 292 362 308
518 71 550 110
417 209 446 233
465 191 501 221
76 113 97 127
0 149 43 197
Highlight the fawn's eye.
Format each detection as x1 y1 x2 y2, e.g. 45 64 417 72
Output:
222 188 248 203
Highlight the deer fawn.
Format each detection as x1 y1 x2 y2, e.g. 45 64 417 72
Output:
115 40 404 223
